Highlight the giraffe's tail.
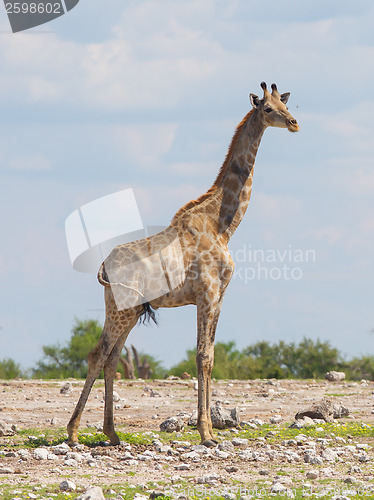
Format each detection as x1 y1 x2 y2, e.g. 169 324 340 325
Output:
138 302 158 325
98 263 158 325
98 263 110 286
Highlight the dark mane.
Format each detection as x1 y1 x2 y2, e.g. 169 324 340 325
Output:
171 110 254 222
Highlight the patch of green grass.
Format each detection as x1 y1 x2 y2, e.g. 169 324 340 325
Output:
1 424 204 451
324 392 353 397
1 427 68 450
238 421 374 442
0 483 175 500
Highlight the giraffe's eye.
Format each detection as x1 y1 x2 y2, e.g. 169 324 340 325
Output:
264 108 272 113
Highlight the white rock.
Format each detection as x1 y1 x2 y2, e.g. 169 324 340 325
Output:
126 459 139 466
320 467 334 477
214 449 230 459
232 437 249 447
306 471 318 479
284 451 301 463
17 449 31 460
0 420 17 436
174 464 190 470
325 371 346 381
270 415 282 424
197 473 219 484
0 467 14 474
322 449 338 462
348 465 362 474
218 440 235 452
60 382 73 395
133 494 148 500
295 434 308 443
181 451 201 460
142 450 156 457
271 482 287 493
52 443 70 455
356 443 369 450
59 480 76 492
336 436 346 443
33 448 49 460
113 391 121 402
76 486 106 500
304 452 323 465
238 449 255 460
64 458 78 467
191 445 212 455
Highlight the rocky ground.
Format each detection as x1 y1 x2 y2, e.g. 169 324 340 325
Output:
0 377 373 499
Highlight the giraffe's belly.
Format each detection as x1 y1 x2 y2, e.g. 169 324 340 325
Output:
149 279 196 308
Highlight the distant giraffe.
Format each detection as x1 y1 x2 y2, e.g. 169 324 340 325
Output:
67 82 299 447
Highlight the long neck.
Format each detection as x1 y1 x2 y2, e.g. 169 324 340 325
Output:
171 110 266 240
211 110 265 240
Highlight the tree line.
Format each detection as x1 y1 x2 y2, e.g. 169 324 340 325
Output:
0 319 373 381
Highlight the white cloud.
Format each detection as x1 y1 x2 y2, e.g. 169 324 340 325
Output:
111 122 178 169
167 161 216 177
1 0 374 369
8 153 51 171
0 0 372 119
251 192 301 223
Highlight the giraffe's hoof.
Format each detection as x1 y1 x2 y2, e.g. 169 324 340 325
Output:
201 439 217 448
67 440 79 448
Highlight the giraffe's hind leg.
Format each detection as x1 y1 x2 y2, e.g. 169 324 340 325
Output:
67 286 140 447
67 326 116 446
102 313 138 444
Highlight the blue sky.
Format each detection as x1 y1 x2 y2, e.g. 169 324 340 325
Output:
1 0 374 370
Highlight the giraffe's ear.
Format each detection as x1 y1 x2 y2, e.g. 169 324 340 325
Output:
250 93 260 109
280 92 290 105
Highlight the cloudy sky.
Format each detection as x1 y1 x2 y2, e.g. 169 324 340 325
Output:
1 0 374 370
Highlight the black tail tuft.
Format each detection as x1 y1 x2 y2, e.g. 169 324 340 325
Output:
138 302 158 325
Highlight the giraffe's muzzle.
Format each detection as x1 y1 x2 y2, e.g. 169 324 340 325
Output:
287 118 299 133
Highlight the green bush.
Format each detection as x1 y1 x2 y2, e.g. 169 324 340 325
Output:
0 358 23 379
32 319 103 379
169 337 355 380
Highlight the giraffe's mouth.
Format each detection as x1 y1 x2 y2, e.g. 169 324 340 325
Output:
287 120 300 133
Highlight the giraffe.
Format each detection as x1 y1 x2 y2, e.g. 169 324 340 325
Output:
67 82 299 447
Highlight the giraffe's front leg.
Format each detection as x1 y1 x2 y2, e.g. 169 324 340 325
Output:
196 354 214 446
196 301 220 447
206 374 218 443
196 285 229 446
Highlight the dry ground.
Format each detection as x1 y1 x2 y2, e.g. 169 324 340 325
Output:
0 377 373 498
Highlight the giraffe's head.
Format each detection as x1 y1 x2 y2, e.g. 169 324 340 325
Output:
250 82 299 133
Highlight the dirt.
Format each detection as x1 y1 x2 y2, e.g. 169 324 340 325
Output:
0 377 373 498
